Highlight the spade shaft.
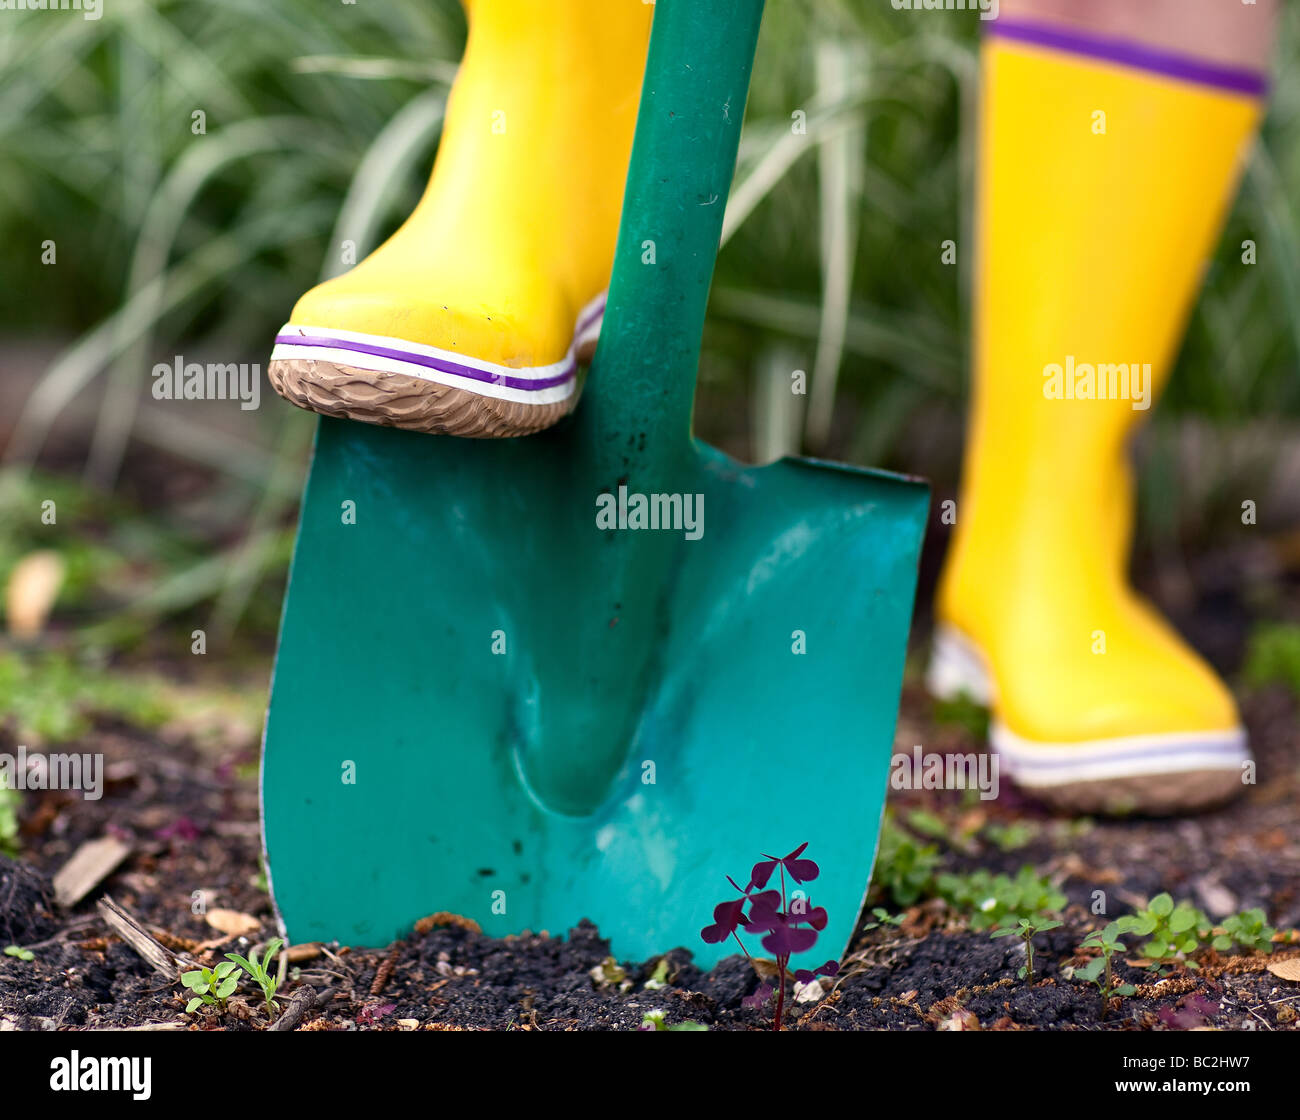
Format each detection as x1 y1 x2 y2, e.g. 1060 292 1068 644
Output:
262 0 929 971
521 0 766 817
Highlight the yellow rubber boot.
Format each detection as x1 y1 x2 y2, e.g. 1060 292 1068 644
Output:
929 19 1267 814
269 0 653 437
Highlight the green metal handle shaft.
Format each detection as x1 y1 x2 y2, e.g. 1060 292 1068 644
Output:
580 0 766 473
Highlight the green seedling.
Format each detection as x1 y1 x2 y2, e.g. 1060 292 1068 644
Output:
1125 894 1208 972
639 1009 707 1032
4 945 35 961
871 818 941 908
907 808 983 854
225 938 283 1018
983 821 1035 853
1076 921 1138 1019
643 958 672 990
903 809 948 842
590 956 632 991
991 915 1063 984
937 866 1067 932
1212 908 1276 955
861 907 905 933
181 961 241 1013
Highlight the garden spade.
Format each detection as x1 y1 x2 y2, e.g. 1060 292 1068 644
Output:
262 0 929 972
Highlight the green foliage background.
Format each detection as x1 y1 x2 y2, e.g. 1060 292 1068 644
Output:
0 0 1297 632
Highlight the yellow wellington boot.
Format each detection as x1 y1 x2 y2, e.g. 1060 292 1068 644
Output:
929 18 1268 814
269 0 653 437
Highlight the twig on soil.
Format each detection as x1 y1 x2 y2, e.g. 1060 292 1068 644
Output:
20 920 99 951
105 1021 189 1032
96 895 193 977
269 985 333 1032
1244 1004 1275 1031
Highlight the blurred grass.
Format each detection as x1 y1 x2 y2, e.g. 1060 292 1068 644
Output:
1244 621 1300 696
0 648 171 743
0 0 1298 640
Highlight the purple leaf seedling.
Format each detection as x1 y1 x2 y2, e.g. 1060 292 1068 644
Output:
700 843 839 1031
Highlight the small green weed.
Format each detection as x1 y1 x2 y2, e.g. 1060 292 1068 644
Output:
1076 922 1138 1019
640 1009 707 1031
861 907 905 932
937 866 1066 931
990 915 1062 984
1243 622 1300 696
225 938 284 1018
181 961 241 1014
871 817 941 907
1212 908 1276 955
1124 894 1208 972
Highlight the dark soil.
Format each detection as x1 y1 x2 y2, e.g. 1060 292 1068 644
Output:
2 667 1297 1032
0 859 56 946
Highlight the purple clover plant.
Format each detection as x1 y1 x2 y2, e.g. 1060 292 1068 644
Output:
700 842 839 1031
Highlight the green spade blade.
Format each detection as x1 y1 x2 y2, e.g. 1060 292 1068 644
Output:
262 0 929 972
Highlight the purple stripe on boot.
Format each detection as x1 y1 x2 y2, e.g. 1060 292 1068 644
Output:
987 18 1269 97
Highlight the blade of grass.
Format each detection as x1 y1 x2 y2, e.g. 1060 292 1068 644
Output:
806 39 867 451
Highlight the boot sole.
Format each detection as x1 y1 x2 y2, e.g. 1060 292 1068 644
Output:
926 624 1249 815
267 293 605 438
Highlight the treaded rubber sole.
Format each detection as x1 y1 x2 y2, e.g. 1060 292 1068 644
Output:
267 359 573 438
268 293 604 438
926 624 1250 816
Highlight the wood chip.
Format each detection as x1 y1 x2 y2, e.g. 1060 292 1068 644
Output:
5 550 66 639
103 1022 188 1032
1267 958 1300 982
53 836 131 909
204 909 261 938
938 1008 981 1031
96 896 187 978
287 942 323 964
413 912 482 936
